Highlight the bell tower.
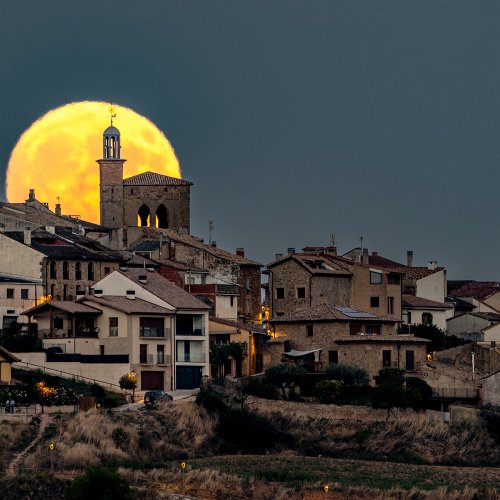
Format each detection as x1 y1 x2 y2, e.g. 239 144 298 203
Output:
97 104 125 228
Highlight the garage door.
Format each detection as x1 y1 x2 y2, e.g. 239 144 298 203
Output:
141 371 164 391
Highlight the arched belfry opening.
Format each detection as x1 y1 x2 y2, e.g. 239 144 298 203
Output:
103 126 121 159
155 204 169 229
138 204 151 227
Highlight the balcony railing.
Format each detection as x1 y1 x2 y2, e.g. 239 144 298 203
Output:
176 353 206 363
140 353 172 365
176 327 205 336
140 327 170 338
40 328 99 339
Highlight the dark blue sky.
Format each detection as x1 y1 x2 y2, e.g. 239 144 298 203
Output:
1 1 499 279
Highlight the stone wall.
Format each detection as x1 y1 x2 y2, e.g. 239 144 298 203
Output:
122 185 190 232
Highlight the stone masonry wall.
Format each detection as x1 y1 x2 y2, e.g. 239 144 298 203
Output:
122 185 190 232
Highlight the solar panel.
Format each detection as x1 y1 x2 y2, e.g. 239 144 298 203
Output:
335 306 377 319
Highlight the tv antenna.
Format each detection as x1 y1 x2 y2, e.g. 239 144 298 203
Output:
208 220 215 245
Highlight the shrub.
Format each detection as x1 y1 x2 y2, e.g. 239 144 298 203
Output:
111 427 129 450
265 364 306 387
480 405 500 444
372 368 409 414
314 379 343 404
64 466 132 500
406 377 433 411
243 377 278 400
90 383 105 399
325 363 369 387
195 386 228 413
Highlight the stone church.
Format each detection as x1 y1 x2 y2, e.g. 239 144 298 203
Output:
97 124 192 232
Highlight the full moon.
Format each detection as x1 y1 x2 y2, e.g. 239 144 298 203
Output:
6 101 181 223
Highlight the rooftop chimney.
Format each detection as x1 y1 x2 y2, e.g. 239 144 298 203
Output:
55 203 61 216
45 226 55 234
211 241 217 247
427 261 437 270
236 247 245 257
138 275 148 284
126 290 136 300
275 253 283 260
287 247 295 255
23 226 31 245
372 251 378 256
325 246 337 256
362 248 369 264
407 250 414 268
28 189 35 201
94 289 103 298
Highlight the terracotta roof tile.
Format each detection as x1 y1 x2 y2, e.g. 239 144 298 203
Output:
82 295 173 315
123 171 192 186
448 281 500 301
402 294 453 309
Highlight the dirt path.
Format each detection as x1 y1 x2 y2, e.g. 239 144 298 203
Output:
6 413 50 476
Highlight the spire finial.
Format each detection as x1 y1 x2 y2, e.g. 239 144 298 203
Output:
109 102 117 126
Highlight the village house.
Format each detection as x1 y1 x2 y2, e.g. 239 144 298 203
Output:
268 303 427 382
267 247 403 322
0 227 126 302
402 294 454 331
446 311 500 342
0 346 19 384
447 281 500 314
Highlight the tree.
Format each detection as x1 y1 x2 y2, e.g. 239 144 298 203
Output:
264 364 306 399
65 466 132 500
409 324 467 352
210 342 244 380
325 363 369 387
118 371 137 400
372 367 409 417
405 377 433 412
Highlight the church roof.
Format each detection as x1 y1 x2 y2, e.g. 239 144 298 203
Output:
123 171 192 186
103 126 120 136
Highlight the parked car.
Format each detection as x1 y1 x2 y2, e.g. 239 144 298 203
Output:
144 390 173 407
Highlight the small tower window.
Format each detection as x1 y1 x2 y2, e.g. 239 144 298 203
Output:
62 261 69 280
155 204 169 229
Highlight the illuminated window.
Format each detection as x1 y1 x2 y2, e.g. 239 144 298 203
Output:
370 271 382 284
138 204 151 227
155 204 169 229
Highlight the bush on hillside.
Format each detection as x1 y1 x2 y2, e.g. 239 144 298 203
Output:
314 379 343 404
325 363 369 387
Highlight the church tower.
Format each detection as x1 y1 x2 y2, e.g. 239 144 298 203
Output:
97 109 125 228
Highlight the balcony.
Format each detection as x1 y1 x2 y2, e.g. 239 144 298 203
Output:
176 352 206 363
140 353 172 365
176 327 206 337
40 327 99 339
140 327 170 338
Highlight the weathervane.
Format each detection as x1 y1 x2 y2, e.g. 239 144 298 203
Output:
109 102 117 126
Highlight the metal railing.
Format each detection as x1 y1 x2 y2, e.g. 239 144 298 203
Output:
140 327 170 338
176 327 206 336
140 354 172 366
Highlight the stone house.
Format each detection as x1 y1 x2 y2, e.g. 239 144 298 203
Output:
447 281 500 314
129 229 262 323
267 248 403 322
268 303 427 382
0 227 125 302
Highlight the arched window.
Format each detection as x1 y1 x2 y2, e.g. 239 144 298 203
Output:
75 261 82 280
62 261 69 280
155 204 169 229
88 262 94 281
138 204 151 227
49 261 57 279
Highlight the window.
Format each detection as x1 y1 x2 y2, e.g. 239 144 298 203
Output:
21 289 29 300
104 267 111 275
245 278 251 291
63 285 68 301
2 316 17 330
140 344 148 364
370 271 382 284
109 317 118 336
382 350 392 367
276 312 284 317
140 317 164 337
75 261 82 280
88 262 94 280
157 344 165 364
306 324 313 337
49 260 57 279
276 287 285 299
387 296 394 315
407 311 412 324
6 289 14 299
370 296 379 307
62 261 69 280
422 313 433 325
54 317 63 330
50 284 55 299
406 350 415 371
296 287 306 299
230 296 234 307
329 350 338 364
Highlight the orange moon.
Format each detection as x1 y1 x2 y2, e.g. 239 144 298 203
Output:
6 101 181 223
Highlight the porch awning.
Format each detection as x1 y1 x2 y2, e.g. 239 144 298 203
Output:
284 349 321 358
